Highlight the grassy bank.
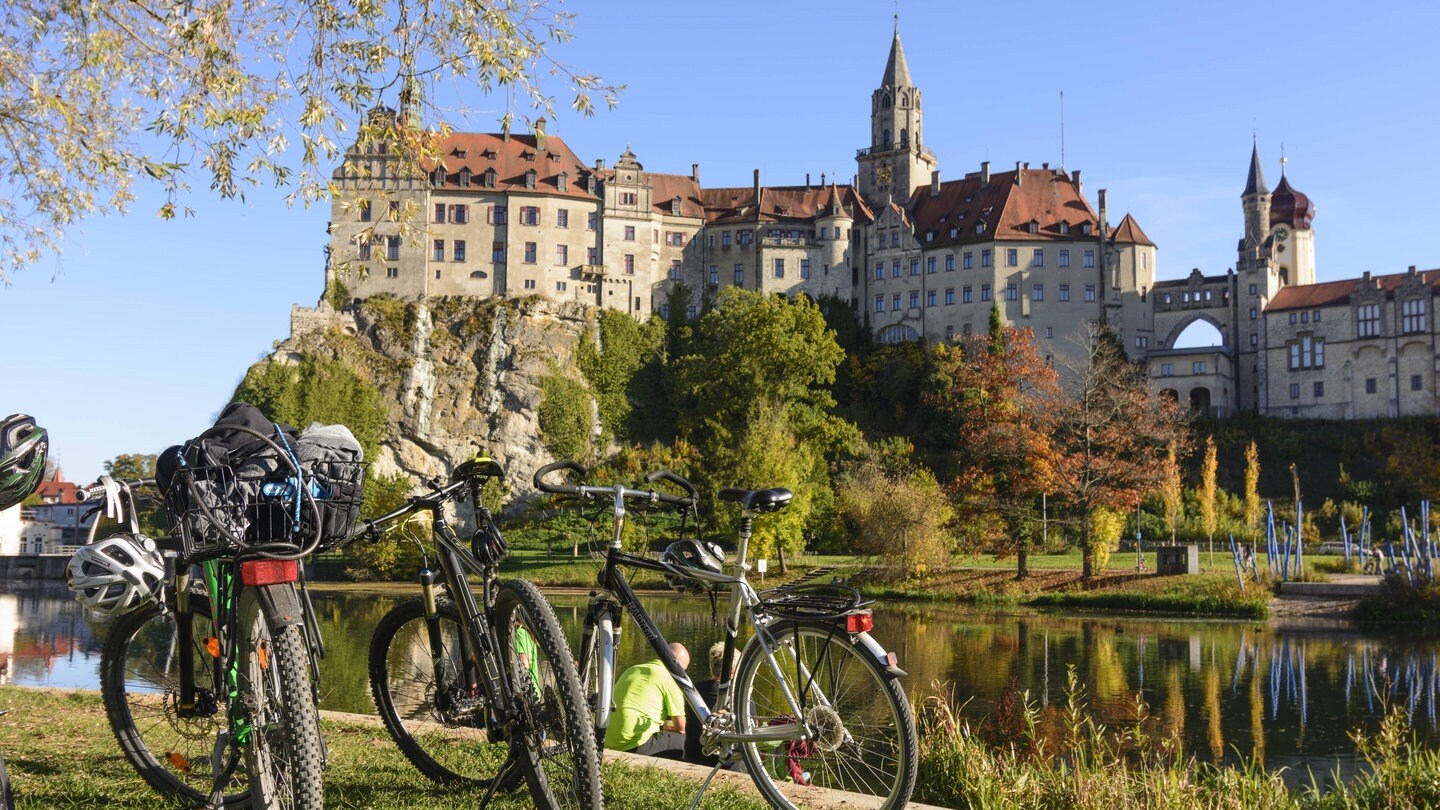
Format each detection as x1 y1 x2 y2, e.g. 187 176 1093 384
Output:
0 687 764 809
914 668 1440 809
861 569 1272 619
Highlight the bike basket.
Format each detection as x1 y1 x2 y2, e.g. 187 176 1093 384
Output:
757 584 872 622
302 460 367 551
163 464 325 551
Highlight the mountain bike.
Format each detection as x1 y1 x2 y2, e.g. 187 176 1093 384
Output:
77 424 355 809
354 456 603 810
534 461 917 810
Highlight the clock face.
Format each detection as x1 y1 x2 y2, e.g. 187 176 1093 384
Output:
877 165 892 183
1274 227 1289 241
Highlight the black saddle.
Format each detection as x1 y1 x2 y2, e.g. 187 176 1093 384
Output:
717 487 793 514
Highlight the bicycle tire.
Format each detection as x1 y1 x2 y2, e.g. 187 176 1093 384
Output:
0 747 10 810
733 620 917 810
494 579 604 810
369 596 511 785
100 590 250 807
236 586 324 809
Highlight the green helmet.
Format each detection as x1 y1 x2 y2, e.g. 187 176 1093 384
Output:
0 414 48 511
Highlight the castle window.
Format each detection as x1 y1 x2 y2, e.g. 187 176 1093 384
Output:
981 284 992 301
909 291 920 308
687 305 698 319
801 259 811 279
1314 381 1325 398
623 254 635 274
1032 283 1044 301
434 203 445 223
386 235 400 261
981 249 992 267
1287 334 1325 370
1083 249 1095 268
1366 378 1378 394
558 172 569 192
1160 363 1174 377
669 260 682 280
893 293 901 309
587 212 598 230
899 128 908 147
1313 310 1322 322
433 168 446 186
909 259 919 276
882 129 891 146
963 252 973 270
521 206 539 226
524 279 536 290
387 200 401 221
1251 334 1258 346
961 286 971 303
620 192 637 205
945 254 955 271
1193 361 1207 374
875 295 885 313
1403 298 1427 333
1289 383 1300 399
1357 303 1381 337
433 239 445 262
524 169 537 189
927 257 936 274
1027 220 1039 234
557 209 569 228
1059 249 1070 267
735 264 744 284
1163 293 1172 305
624 225 636 241
523 242 536 263
1005 283 1018 301
483 168 496 187
927 290 937 307
1204 289 1212 301
556 244 568 265
1084 284 1096 302
587 247 598 264
493 243 505 263
709 265 719 285
1059 284 1070 302
458 168 470 187
490 205 507 225
454 240 466 262
1289 313 1297 325
874 263 884 281
1250 284 1257 295
1033 248 1044 267
1413 374 1425 391
1135 336 1148 348
738 230 752 246
358 237 372 261
890 232 900 248
386 267 398 278
774 258 785 278
1006 249 1018 267
892 261 901 278
556 281 567 292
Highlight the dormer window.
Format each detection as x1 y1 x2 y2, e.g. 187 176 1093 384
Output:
458 168 471 187
975 223 985 234
482 168 496 188
557 172 569 192
671 195 682 215
524 169 537 189
1027 220 1039 234
1059 221 1070 235
1080 222 1092 235
925 230 934 242
432 167 446 186
950 228 958 238
453 148 468 159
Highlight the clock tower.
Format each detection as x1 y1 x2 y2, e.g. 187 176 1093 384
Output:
858 27 936 211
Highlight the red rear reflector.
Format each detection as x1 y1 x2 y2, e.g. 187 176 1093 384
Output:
846 612 874 633
240 559 299 586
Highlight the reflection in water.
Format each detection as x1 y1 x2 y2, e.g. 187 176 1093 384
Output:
7 583 1440 777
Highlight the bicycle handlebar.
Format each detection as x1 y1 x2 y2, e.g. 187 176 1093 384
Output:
532 460 588 494
534 460 695 509
644 469 698 506
353 477 469 541
76 478 156 502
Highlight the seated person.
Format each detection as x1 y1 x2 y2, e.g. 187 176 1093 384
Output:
604 642 689 758
684 642 727 766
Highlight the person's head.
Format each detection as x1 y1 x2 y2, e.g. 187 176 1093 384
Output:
708 641 726 679
669 642 690 671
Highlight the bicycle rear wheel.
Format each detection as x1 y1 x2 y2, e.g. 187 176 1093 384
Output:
734 621 916 810
101 591 249 806
236 586 324 809
494 579 604 810
370 596 509 784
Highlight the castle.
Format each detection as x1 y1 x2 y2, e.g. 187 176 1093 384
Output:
323 29 1439 421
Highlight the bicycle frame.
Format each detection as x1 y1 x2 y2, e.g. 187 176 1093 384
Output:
581 484 827 748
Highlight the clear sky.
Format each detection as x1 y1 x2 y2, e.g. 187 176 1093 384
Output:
3 0 1438 481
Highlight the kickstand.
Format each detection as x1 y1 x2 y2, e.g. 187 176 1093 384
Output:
688 754 740 810
478 753 520 809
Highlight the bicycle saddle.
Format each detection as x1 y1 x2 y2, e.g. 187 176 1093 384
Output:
718 487 793 514
455 456 505 482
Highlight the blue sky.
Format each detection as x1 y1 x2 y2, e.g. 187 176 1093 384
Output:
3 0 1439 481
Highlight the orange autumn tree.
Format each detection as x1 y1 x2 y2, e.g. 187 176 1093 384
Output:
1044 324 1190 580
931 310 1059 579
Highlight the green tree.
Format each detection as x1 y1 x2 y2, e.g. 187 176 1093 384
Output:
575 308 667 444
1199 435 1219 563
536 372 594 462
233 353 387 460
93 454 164 538
837 457 952 582
1161 443 1183 543
0 0 617 278
729 400 819 569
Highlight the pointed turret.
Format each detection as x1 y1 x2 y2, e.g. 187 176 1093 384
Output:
881 30 913 88
1243 140 1268 196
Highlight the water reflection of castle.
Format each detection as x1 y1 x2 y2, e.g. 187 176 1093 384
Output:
0 586 103 688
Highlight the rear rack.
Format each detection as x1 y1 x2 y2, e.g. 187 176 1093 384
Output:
757 583 872 622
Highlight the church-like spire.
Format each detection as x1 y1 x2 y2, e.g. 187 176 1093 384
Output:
881 30 913 87
1243 139 1268 196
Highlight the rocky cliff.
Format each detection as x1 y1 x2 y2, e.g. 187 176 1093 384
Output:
275 296 598 495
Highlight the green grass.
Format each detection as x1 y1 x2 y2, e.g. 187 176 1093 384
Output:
0 687 764 809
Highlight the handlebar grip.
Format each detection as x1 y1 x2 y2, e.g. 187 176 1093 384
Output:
645 469 699 502
75 484 97 503
533 460 588 494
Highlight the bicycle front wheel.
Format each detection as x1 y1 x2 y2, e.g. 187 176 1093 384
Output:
734 621 917 810
101 591 249 806
236 586 324 809
494 579 604 810
370 596 509 784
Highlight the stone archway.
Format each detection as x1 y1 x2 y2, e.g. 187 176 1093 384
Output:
1162 312 1229 350
1189 387 1212 416
876 323 921 344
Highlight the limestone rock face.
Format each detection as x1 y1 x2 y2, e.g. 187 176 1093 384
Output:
278 296 596 499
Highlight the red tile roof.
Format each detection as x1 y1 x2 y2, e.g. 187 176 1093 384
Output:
907 168 1098 245
701 185 873 225
424 133 597 199
1109 213 1154 246
644 172 705 218
1268 268 1440 311
34 479 79 505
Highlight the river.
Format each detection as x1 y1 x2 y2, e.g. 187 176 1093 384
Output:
5 581 1433 782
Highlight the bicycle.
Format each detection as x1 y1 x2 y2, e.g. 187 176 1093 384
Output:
71 423 357 809
355 456 603 810
534 461 917 810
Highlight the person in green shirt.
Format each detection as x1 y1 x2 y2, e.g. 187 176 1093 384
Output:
604 642 690 758
513 623 541 699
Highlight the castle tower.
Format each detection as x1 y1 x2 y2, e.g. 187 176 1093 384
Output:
857 27 937 210
1269 163 1316 287
1241 140 1271 259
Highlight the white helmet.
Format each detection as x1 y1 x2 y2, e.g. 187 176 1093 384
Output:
67 534 165 615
